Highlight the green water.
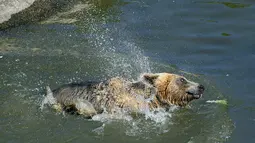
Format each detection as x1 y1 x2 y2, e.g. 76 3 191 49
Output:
1 0 255 142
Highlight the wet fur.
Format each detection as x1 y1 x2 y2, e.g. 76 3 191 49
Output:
46 73 204 117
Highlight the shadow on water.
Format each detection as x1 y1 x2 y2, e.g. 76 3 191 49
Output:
0 0 127 29
1 0 82 29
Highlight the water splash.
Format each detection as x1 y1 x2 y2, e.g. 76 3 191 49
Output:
85 15 152 79
92 123 105 135
144 106 178 123
68 14 173 136
123 108 175 138
90 104 178 137
40 86 62 112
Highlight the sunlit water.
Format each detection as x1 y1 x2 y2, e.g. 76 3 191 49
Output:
1 0 255 143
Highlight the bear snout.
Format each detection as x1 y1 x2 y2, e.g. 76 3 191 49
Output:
198 84 205 93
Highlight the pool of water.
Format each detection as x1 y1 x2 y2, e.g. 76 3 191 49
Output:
1 0 255 143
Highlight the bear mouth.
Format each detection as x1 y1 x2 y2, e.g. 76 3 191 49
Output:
186 91 202 99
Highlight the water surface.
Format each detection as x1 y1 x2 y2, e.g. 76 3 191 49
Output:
1 0 255 143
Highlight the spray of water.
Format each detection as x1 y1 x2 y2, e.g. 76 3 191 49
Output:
76 10 177 136
86 15 151 79
40 9 175 137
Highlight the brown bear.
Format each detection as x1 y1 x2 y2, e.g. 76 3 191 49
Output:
43 73 204 118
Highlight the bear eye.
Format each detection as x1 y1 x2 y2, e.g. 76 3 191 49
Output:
180 78 187 84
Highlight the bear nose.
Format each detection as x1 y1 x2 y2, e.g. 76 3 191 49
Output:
198 85 205 92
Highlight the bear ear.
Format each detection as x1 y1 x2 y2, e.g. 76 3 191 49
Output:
140 73 159 86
